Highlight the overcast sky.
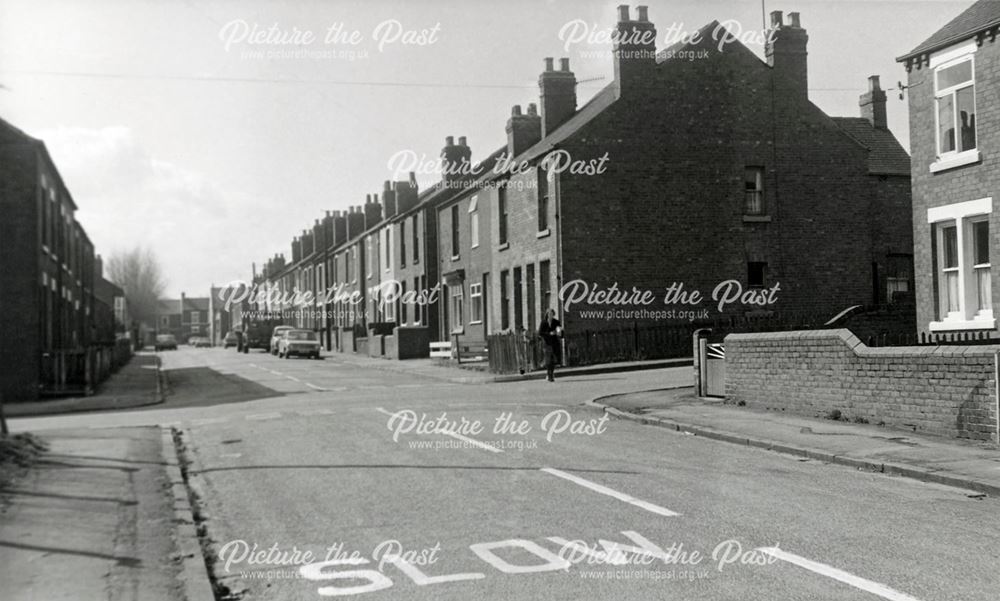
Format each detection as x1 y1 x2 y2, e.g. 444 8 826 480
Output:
0 0 974 297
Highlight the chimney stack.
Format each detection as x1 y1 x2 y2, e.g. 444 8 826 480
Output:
766 10 809 101
347 206 365 239
506 103 542 158
364 194 383 229
539 57 577 136
612 5 657 91
392 177 420 215
333 210 348 246
859 75 887 129
440 136 472 183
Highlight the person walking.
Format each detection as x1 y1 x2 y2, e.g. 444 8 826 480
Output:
538 309 563 382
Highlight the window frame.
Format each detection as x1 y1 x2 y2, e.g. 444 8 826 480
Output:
469 282 483 324
928 197 994 331
744 166 765 216
450 283 464 334
930 43 980 173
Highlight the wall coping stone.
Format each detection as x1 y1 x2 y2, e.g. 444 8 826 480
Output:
725 328 1000 358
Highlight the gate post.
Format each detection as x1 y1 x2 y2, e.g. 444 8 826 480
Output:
692 328 711 396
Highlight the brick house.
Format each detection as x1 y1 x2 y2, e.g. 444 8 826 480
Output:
434 6 913 348
0 118 102 399
156 293 210 343
898 0 1000 336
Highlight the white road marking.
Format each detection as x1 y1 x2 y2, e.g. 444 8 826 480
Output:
375 407 503 454
245 412 283 421
395 384 425 388
191 418 226 426
540 467 680 517
306 383 327 391
220 452 243 459
286 375 301 382
758 547 923 601
297 409 335 416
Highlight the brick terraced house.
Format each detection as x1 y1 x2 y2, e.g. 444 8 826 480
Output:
898 0 1000 336
0 117 129 399
433 6 914 349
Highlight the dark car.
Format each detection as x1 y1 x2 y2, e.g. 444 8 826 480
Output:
154 334 178 351
223 331 239 349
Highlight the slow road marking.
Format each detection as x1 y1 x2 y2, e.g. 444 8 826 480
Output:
759 547 923 601
540 467 680 517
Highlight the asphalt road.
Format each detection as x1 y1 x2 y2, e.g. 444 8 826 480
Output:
12 348 999 600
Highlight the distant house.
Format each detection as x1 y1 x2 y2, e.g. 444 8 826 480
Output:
156 293 211 343
898 0 1000 335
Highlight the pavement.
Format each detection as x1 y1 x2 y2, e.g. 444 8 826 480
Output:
0 426 198 601
593 387 1000 496
5 352 163 417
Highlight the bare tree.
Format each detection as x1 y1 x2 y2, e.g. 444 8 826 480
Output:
106 247 167 327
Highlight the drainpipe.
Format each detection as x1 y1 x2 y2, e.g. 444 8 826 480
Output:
995 350 999 444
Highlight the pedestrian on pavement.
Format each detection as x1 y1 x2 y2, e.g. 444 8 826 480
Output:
538 309 563 382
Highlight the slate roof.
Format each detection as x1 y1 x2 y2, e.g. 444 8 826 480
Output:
831 117 911 176
898 0 1000 61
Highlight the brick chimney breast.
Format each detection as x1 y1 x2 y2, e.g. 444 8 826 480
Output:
766 10 809 101
441 136 472 183
859 75 887 129
613 5 656 91
539 57 577 136
507 102 543 158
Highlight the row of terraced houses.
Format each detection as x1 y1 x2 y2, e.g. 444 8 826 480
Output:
247 5 921 361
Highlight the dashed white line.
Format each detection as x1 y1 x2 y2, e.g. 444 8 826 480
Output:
758 547 923 601
246 412 283 421
286 375 301 382
539 467 680 517
297 409 335 416
375 407 503 454
305 383 327 391
191 418 226 426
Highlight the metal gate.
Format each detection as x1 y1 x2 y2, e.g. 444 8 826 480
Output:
702 342 726 397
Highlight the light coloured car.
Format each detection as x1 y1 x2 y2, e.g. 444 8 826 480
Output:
278 329 321 359
270 325 294 355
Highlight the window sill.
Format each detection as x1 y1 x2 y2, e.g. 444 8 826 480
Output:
743 215 771 223
471 244 480 249
498 242 510 251
451 255 460 261
537 228 551 238
450 328 465 335
930 150 981 173
469 320 483 325
929 317 996 332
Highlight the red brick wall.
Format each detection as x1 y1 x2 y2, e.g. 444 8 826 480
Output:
725 329 999 441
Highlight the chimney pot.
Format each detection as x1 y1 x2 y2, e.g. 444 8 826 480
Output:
527 102 538 116
445 135 454 146
636 6 648 22
869 74 881 91
617 5 630 22
544 57 554 71
384 180 391 191
788 12 801 28
559 57 571 71
512 104 522 116
458 136 467 147
770 10 783 27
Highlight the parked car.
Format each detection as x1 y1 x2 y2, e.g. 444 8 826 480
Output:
223 331 239 349
278 329 321 359
270 325 294 355
154 334 178 351
192 336 211 348
241 318 280 353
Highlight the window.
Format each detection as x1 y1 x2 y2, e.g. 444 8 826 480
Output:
190 311 200 324
401 280 408 324
513 267 524 330
498 186 508 245
539 260 552 316
412 215 420 264
744 167 765 215
526 264 536 330
400 220 407 267
451 284 464 332
928 197 993 331
161 316 169 327
451 205 460 258
384 289 395 322
500 270 510 330
537 168 549 231
469 195 479 248
383 228 391 272
470 283 483 323
748 262 767 288
366 237 373 279
935 57 976 156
